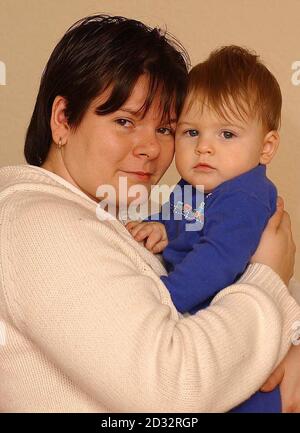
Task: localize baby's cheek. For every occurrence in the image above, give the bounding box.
[175,149,193,175]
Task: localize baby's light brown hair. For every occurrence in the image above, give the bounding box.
[187,45,282,131]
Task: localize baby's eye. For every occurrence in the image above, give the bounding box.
[157,127,174,136]
[115,118,133,127]
[185,129,199,137]
[221,130,236,139]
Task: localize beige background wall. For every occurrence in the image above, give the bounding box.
[0,0,299,279]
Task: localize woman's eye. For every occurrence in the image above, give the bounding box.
[157,127,174,136]
[185,129,199,137]
[221,130,236,139]
[115,118,133,127]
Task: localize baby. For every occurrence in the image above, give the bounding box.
[126,46,282,412]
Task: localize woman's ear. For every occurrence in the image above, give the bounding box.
[50,96,70,144]
[259,130,280,165]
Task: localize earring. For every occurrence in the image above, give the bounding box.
[57,137,64,149]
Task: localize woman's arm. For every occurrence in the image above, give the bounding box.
[2,192,300,412]
[259,277,300,412]
[251,197,300,412]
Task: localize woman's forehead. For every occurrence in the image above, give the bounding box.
[90,75,177,123]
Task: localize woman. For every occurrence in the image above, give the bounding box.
[0,14,299,413]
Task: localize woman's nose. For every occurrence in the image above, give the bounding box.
[133,132,161,159]
[194,138,214,155]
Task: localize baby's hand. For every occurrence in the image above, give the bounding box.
[125,221,168,253]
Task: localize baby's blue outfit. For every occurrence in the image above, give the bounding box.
[148,164,281,413]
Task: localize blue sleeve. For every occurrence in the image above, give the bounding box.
[161,190,272,313]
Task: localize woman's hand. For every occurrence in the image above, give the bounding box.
[250,197,296,286]
[260,343,300,412]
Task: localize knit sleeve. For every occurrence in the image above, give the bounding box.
[2,192,300,412]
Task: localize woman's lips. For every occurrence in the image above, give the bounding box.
[120,171,153,182]
[193,163,215,172]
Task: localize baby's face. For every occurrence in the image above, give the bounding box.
[175,98,267,192]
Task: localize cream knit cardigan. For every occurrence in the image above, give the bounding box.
[0,164,300,413]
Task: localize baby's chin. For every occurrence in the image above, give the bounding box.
[183,173,223,194]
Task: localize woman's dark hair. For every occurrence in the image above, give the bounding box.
[24,14,190,166]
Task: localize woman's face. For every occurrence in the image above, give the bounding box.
[47,75,176,206]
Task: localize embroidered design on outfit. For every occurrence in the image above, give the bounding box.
[173,200,205,223]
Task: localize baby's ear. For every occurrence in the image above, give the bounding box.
[259,130,280,165]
